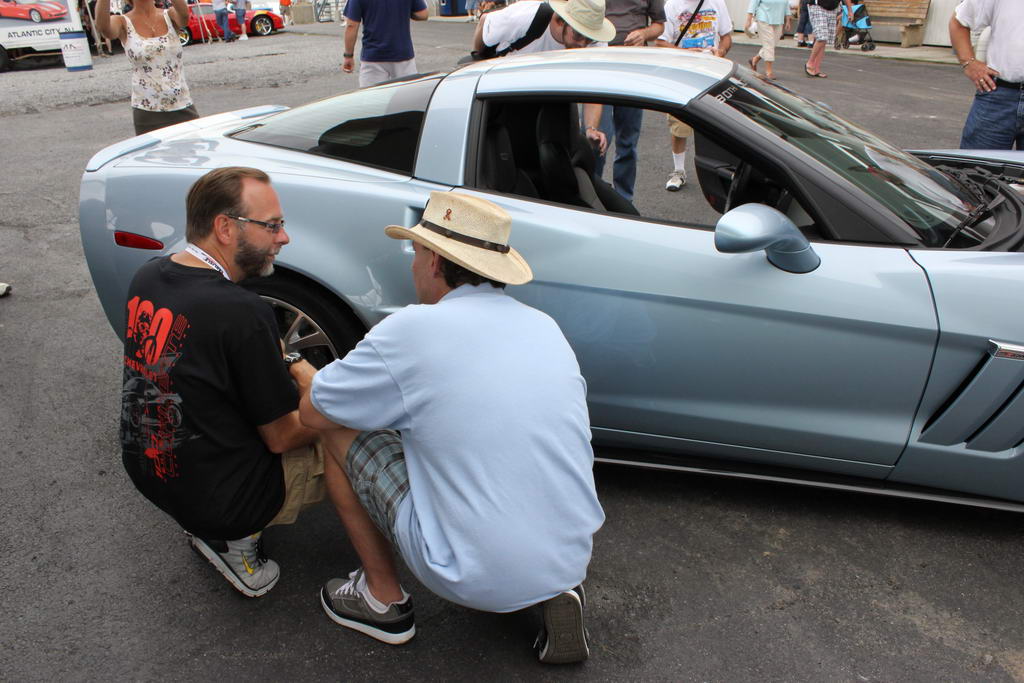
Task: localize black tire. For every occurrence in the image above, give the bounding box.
[29,9,41,21]
[0,46,10,72]
[178,27,192,46]
[242,274,364,369]
[251,14,273,36]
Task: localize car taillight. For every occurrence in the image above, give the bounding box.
[114,231,164,250]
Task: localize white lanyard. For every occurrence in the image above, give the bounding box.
[184,243,231,281]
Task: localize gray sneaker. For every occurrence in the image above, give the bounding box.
[536,586,589,664]
[320,568,416,645]
[189,532,280,598]
[665,170,687,191]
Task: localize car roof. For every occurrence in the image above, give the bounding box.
[461,46,733,107]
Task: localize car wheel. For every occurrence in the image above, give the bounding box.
[178,27,192,46]
[251,14,273,36]
[0,46,10,72]
[29,9,41,21]
[243,274,365,369]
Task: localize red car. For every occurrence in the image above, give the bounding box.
[0,0,68,22]
[178,2,283,45]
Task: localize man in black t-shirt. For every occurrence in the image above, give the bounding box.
[120,167,322,598]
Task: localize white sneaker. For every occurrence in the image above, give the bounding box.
[189,532,280,597]
[665,170,687,191]
[239,33,248,40]
[0,282,10,297]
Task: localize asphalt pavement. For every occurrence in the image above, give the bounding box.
[2,19,1024,682]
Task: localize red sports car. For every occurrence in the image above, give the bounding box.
[178,2,283,45]
[0,0,68,22]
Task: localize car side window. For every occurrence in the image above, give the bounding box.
[229,75,441,175]
[471,97,817,235]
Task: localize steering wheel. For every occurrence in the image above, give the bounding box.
[724,162,753,212]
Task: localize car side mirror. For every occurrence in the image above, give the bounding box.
[714,203,821,274]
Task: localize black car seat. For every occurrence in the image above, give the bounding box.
[479,122,539,198]
[535,103,639,215]
[570,128,639,216]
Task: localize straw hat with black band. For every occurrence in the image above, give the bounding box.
[385,192,534,286]
[548,0,616,43]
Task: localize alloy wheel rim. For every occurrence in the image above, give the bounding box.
[261,295,339,368]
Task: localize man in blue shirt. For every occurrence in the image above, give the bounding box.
[342,0,429,88]
[299,192,605,664]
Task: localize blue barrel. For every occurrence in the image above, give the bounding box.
[439,0,467,15]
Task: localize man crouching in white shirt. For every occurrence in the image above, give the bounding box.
[298,191,606,664]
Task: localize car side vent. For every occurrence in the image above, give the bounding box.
[919,340,1024,451]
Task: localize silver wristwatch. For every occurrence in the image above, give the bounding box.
[283,351,303,366]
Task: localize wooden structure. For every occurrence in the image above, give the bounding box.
[867,0,932,48]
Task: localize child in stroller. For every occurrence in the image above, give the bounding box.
[839,3,875,51]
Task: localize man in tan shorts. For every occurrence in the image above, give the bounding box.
[119,167,329,598]
[656,0,733,190]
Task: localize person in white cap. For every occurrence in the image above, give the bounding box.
[299,191,605,664]
[472,0,617,151]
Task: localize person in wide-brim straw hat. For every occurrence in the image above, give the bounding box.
[549,0,616,43]
[473,0,615,57]
[385,191,533,286]
[304,188,604,664]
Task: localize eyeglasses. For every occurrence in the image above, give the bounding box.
[225,214,286,235]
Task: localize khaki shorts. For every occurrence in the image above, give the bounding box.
[667,114,693,139]
[267,442,326,527]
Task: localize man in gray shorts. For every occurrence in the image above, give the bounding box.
[341,0,429,88]
[299,191,605,663]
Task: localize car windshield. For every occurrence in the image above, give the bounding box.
[701,74,979,247]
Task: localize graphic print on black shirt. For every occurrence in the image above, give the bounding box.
[120,257,299,540]
[121,295,192,480]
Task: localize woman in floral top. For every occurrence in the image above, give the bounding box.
[95,0,199,135]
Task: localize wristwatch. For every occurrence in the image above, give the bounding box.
[283,351,303,366]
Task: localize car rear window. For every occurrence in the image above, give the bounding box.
[229,74,441,175]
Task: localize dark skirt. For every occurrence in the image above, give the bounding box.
[132,104,200,136]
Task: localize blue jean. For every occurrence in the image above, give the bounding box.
[960,83,1024,150]
[215,8,235,39]
[235,7,246,31]
[796,0,811,36]
[595,105,643,201]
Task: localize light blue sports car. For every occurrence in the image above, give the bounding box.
[80,48,1024,512]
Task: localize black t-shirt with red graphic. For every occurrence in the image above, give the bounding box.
[120,257,298,540]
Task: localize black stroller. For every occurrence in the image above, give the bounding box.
[838,3,876,51]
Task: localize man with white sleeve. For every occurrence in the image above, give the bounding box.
[950,0,1024,150]
[472,0,616,152]
[299,191,605,664]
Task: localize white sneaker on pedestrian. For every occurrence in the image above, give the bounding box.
[239,33,248,40]
[665,170,687,191]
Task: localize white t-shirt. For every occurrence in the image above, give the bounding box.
[955,0,1024,83]
[482,0,607,55]
[659,0,733,49]
[310,284,606,613]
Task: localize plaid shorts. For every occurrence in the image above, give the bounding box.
[344,430,409,545]
[807,4,837,46]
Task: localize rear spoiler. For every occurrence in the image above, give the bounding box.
[84,104,289,172]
